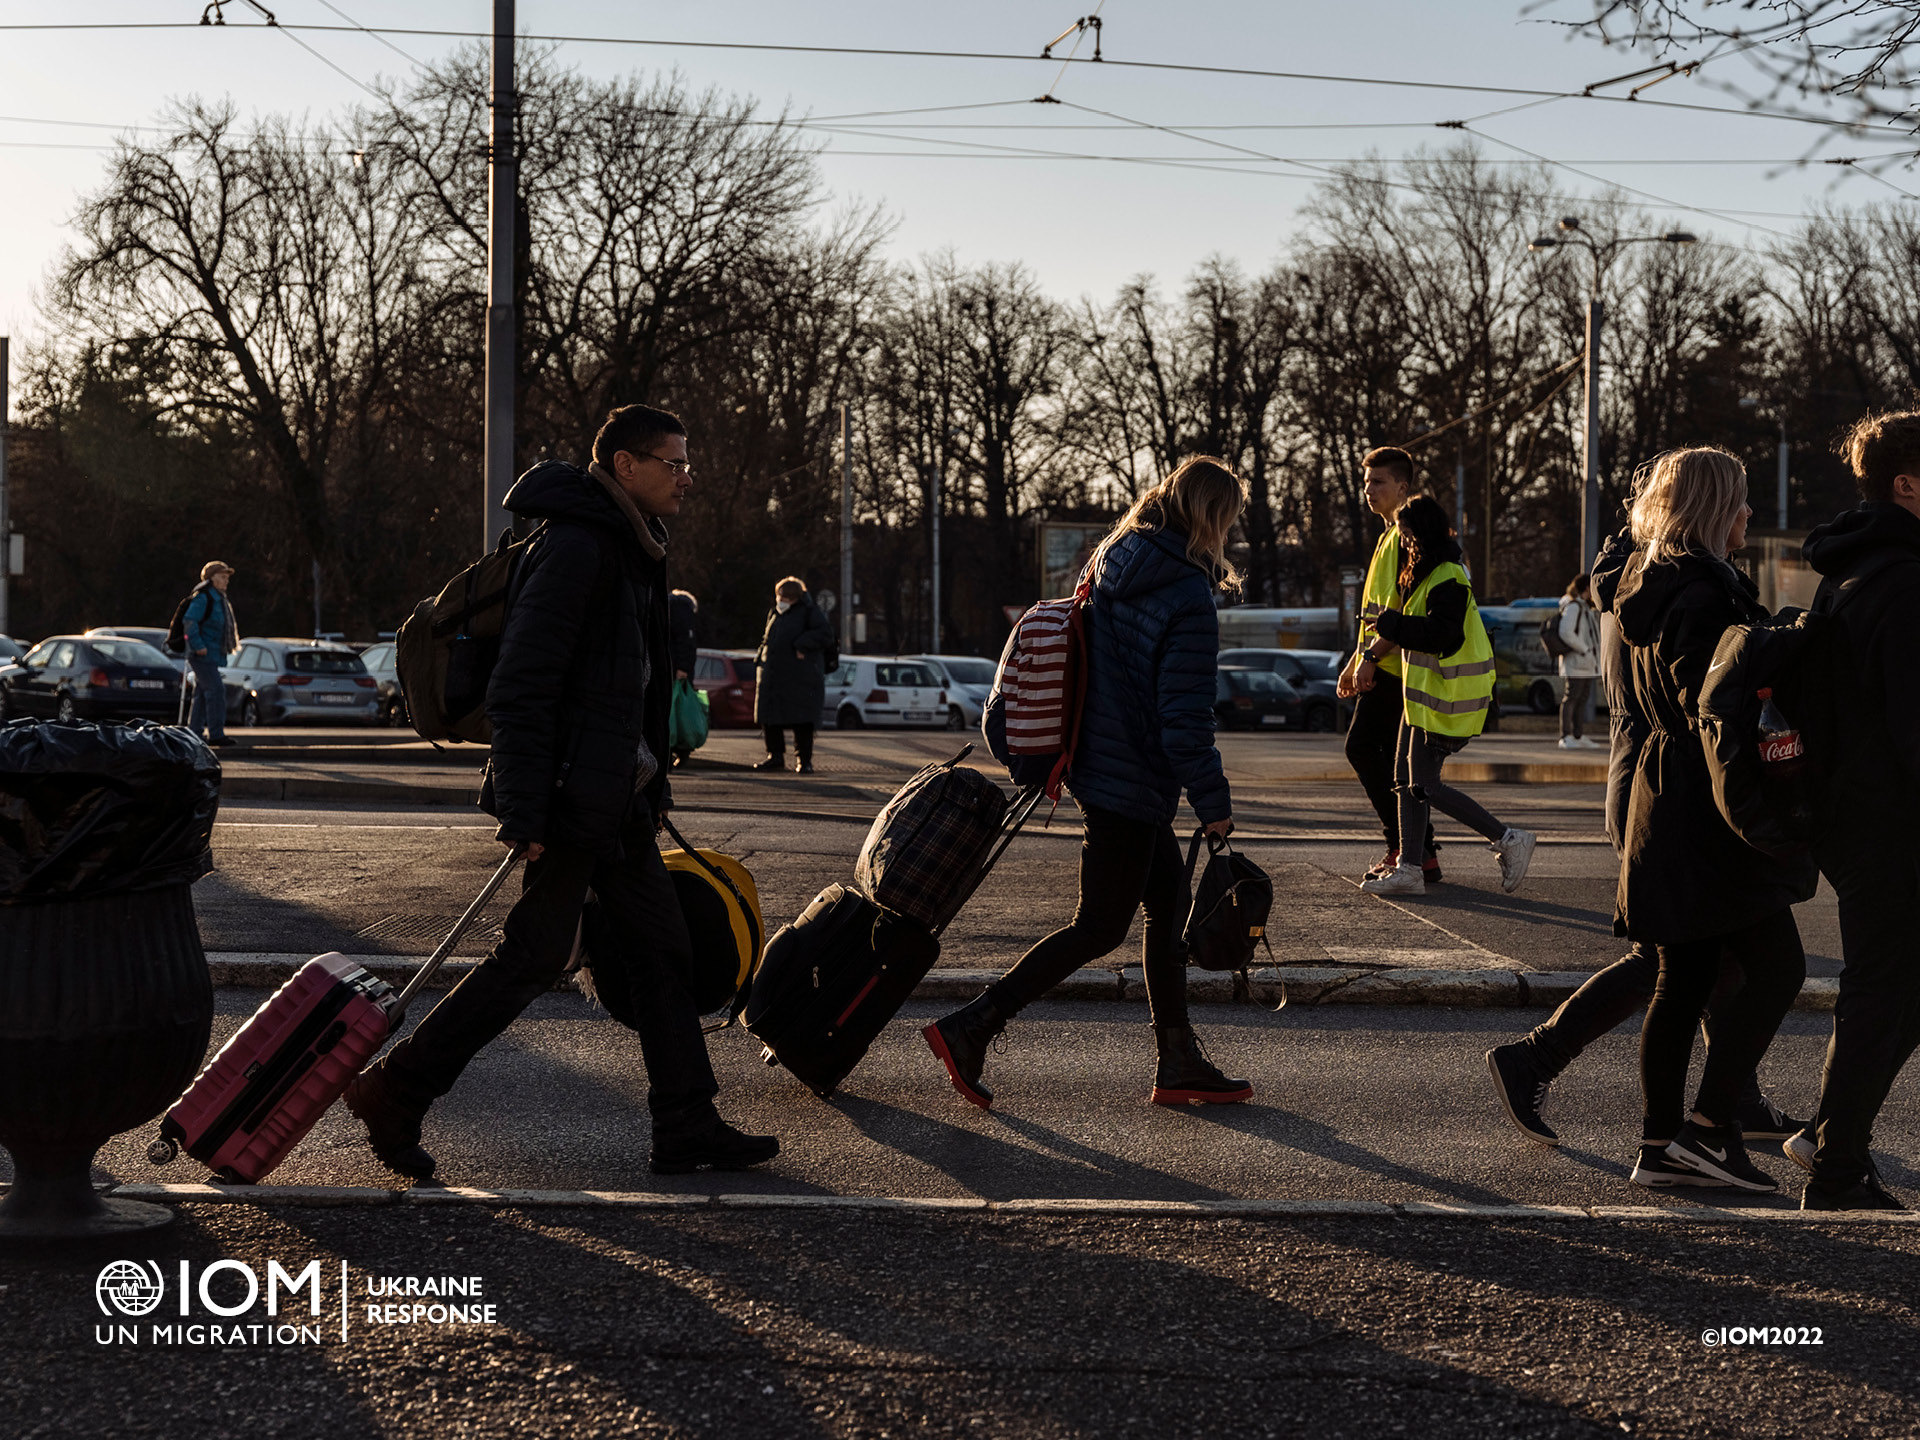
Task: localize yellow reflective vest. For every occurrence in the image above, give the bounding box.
[1356,528,1404,680]
[1398,561,1496,738]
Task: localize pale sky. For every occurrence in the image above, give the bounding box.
[1,0,1911,360]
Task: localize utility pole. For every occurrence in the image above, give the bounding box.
[1580,293,1604,572]
[0,336,9,639]
[1454,419,1467,555]
[1776,416,1790,530]
[929,457,942,652]
[482,0,516,550]
[840,404,854,655]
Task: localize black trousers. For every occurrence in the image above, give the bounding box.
[378,805,720,1140]
[1640,908,1805,1142]
[763,724,814,763]
[986,807,1189,1027]
[1811,837,1920,1186]
[1523,941,1764,1106]
[1345,672,1434,857]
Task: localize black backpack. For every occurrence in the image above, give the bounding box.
[1700,548,1913,857]
[164,586,207,657]
[1180,829,1276,994]
[1538,609,1573,658]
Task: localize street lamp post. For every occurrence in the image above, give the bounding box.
[1739,395,1791,530]
[1529,218,1696,570]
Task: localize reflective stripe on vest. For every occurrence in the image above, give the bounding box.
[1357,528,1403,679]
[1399,560,1495,738]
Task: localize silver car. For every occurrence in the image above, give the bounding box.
[221,638,380,726]
[356,641,406,726]
[910,654,998,730]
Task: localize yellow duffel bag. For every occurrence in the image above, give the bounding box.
[575,815,765,1024]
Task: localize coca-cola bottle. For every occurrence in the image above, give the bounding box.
[1756,686,1813,839]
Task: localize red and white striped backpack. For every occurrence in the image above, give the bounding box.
[984,578,1091,801]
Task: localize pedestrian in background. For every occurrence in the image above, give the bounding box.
[669,588,699,768]
[753,577,834,775]
[1485,527,1802,1151]
[1607,445,1815,1192]
[1337,447,1439,885]
[1556,572,1602,750]
[1795,409,1920,1210]
[1360,497,1534,897]
[924,457,1253,1110]
[183,561,238,748]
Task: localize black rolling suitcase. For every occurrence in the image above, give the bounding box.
[744,781,1041,1097]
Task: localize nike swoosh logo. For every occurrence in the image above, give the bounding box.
[1701,1145,1727,1162]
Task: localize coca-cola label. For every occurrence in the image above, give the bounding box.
[1760,733,1804,765]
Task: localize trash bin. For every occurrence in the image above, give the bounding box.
[0,720,219,1237]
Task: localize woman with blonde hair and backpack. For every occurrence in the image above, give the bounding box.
[924,457,1254,1110]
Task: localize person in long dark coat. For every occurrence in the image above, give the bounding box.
[1604,445,1816,1195]
[753,576,835,773]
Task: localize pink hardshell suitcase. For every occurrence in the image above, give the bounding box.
[148,849,524,1183]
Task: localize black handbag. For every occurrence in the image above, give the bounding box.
[1180,828,1276,986]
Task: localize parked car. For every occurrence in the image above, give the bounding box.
[356,641,406,726]
[692,648,758,728]
[1216,647,1348,731]
[0,635,184,721]
[909,654,998,730]
[86,625,173,654]
[1213,665,1305,731]
[823,657,953,730]
[220,637,379,726]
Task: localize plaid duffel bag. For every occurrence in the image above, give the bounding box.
[854,746,1009,930]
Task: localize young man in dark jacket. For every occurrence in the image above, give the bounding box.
[346,404,778,1180]
[1796,410,1920,1210]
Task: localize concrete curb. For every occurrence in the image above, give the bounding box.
[201,956,1842,1011]
[81,1183,1917,1224]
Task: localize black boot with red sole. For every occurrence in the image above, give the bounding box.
[1149,1023,1253,1105]
[923,993,1006,1110]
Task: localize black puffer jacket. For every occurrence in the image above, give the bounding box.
[1802,502,1920,839]
[1591,530,1647,852]
[482,460,672,855]
[1604,549,1817,943]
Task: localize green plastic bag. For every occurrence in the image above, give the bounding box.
[669,677,710,754]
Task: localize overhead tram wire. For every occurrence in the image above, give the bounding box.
[0,19,1894,138]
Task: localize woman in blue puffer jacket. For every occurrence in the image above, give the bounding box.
[923,457,1252,1110]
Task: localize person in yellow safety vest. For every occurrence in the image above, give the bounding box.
[1337,447,1439,885]
[1359,496,1537,897]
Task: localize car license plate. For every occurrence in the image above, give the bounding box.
[1260,714,1287,725]
[316,693,359,705]
[902,710,933,722]
[129,679,165,689]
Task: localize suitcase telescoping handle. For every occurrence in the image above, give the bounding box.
[931,783,1045,937]
[392,846,528,1020]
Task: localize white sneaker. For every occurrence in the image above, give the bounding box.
[1557,736,1582,750]
[1577,736,1604,748]
[1492,827,1537,893]
[1783,1128,1815,1173]
[1360,862,1426,896]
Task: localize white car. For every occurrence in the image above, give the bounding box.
[910,654,998,730]
[822,656,957,730]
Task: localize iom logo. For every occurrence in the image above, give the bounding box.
[96,1260,166,1317]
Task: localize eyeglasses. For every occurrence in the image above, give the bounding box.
[649,453,693,478]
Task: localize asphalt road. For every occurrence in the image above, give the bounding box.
[83,997,1906,1209]
[8,1207,1919,1440]
[198,797,1846,977]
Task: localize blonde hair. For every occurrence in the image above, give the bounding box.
[774,576,805,600]
[1092,457,1249,594]
[1628,447,1749,563]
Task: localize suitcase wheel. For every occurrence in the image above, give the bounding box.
[146,1136,178,1166]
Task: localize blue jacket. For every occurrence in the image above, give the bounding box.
[184,586,235,659]
[1067,527,1231,825]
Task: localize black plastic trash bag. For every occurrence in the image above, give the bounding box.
[0,720,220,902]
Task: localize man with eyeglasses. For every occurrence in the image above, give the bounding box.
[347,403,781,1180]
